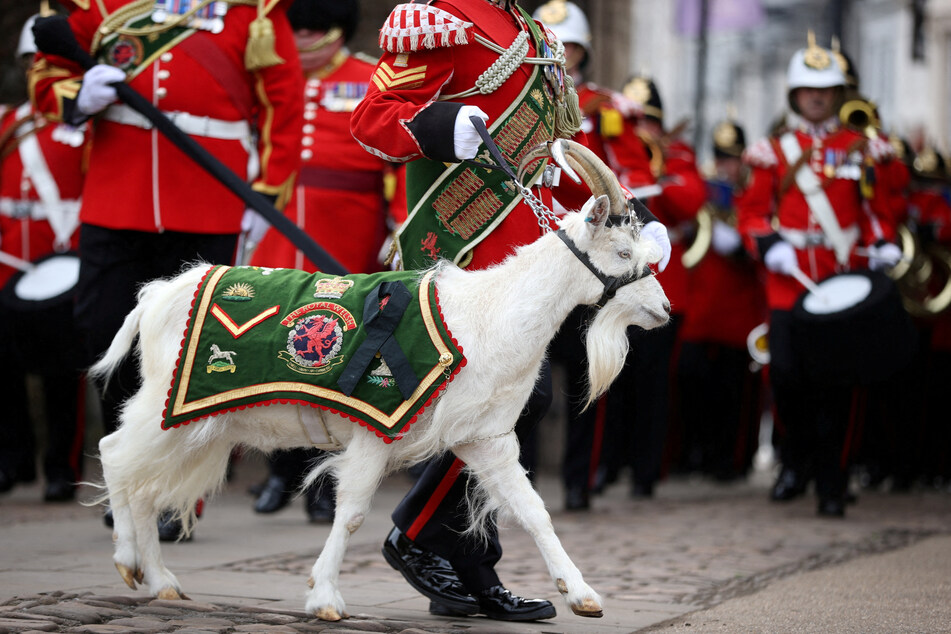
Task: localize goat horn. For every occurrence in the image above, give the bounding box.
[560,140,628,213]
[515,142,554,185]
[550,139,583,184]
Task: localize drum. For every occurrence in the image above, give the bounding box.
[791,270,916,385]
[0,251,82,373]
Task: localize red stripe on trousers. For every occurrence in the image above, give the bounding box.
[406,457,466,541]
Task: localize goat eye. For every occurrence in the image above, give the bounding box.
[619,250,632,260]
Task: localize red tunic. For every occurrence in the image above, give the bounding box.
[251,52,391,274]
[0,104,83,288]
[29,1,303,234]
[680,187,768,348]
[736,119,898,311]
[351,0,563,270]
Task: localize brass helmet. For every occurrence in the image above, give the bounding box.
[712,119,746,159]
[622,75,663,123]
[533,0,591,52]
[911,144,949,182]
[787,31,845,113]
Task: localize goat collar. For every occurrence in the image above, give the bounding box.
[555,229,653,310]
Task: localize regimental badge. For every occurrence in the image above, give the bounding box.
[803,30,831,70]
[314,277,354,299]
[108,36,143,70]
[536,0,569,25]
[367,356,397,389]
[283,314,344,374]
[714,121,737,150]
[529,88,545,109]
[279,302,357,375]
[623,77,651,106]
[206,343,237,373]
[221,282,254,302]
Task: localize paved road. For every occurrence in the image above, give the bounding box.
[2,453,950,633]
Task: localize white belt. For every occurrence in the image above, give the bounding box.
[102,103,251,141]
[0,198,81,221]
[779,224,859,250]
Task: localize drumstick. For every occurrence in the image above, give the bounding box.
[0,251,36,273]
[789,266,828,303]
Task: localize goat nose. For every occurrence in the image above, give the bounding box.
[663,300,671,315]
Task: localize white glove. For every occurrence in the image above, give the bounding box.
[763,240,798,275]
[76,65,126,115]
[452,105,489,161]
[641,220,672,272]
[241,209,271,246]
[867,242,902,271]
[711,220,742,256]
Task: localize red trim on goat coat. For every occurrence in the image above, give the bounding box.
[160,271,467,445]
[406,457,466,539]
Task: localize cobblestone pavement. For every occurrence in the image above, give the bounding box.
[2,455,950,633]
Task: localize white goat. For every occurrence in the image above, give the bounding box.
[90,142,671,621]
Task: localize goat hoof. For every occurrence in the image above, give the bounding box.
[115,563,137,590]
[307,576,314,588]
[570,598,603,618]
[134,568,144,584]
[556,578,568,594]
[314,606,342,621]
[156,587,183,600]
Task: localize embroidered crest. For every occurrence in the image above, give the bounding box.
[421,232,441,258]
[379,3,474,53]
[314,277,354,299]
[206,344,237,373]
[282,314,345,375]
[221,282,254,302]
[108,36,144,70]
[367,357,397,389]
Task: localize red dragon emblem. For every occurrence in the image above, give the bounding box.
[287,315,342,367]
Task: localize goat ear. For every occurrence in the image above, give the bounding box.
[585,194,611,230]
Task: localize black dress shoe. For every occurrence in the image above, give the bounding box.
[817,497,846,518]
[305,486,335,523]
[158,511,192,542]
[770,467,807,501]
[565,485,590,511]
[430,585,556,621]
[254,476,293,514]
[381,527,478,614]
[44,478,76,502]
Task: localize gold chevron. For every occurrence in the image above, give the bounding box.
[371,62,428,91]
[210,303,281,338]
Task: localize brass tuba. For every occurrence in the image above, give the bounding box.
[893,225,951,317]
[838,98,880,138]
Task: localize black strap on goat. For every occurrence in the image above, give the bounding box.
[556,229,652,310]
[463,115,523,181]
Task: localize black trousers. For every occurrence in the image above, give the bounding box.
[75,225,238,434]
[769,309,854,499]
[677,341,762,479]
[0,271,86,485]
[600,317,680,487]
[391,361,553,593]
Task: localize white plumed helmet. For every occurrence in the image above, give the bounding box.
[17,15,40,58]
[533,0,591,51]
[786,31,845,91]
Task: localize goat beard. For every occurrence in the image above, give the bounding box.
[583,300,634,409]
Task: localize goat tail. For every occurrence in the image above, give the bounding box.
[583,301,633,409]
[88,298,146,384]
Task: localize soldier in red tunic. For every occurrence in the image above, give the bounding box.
[592,75,706,499]
[677,119,767,481]
[736,35,904,517]
[0,14,86,502]
[351,0,670,621]
[248,0,396,525]
[30,0,304,538]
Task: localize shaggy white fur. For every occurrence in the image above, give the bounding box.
[89,195,670,621]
